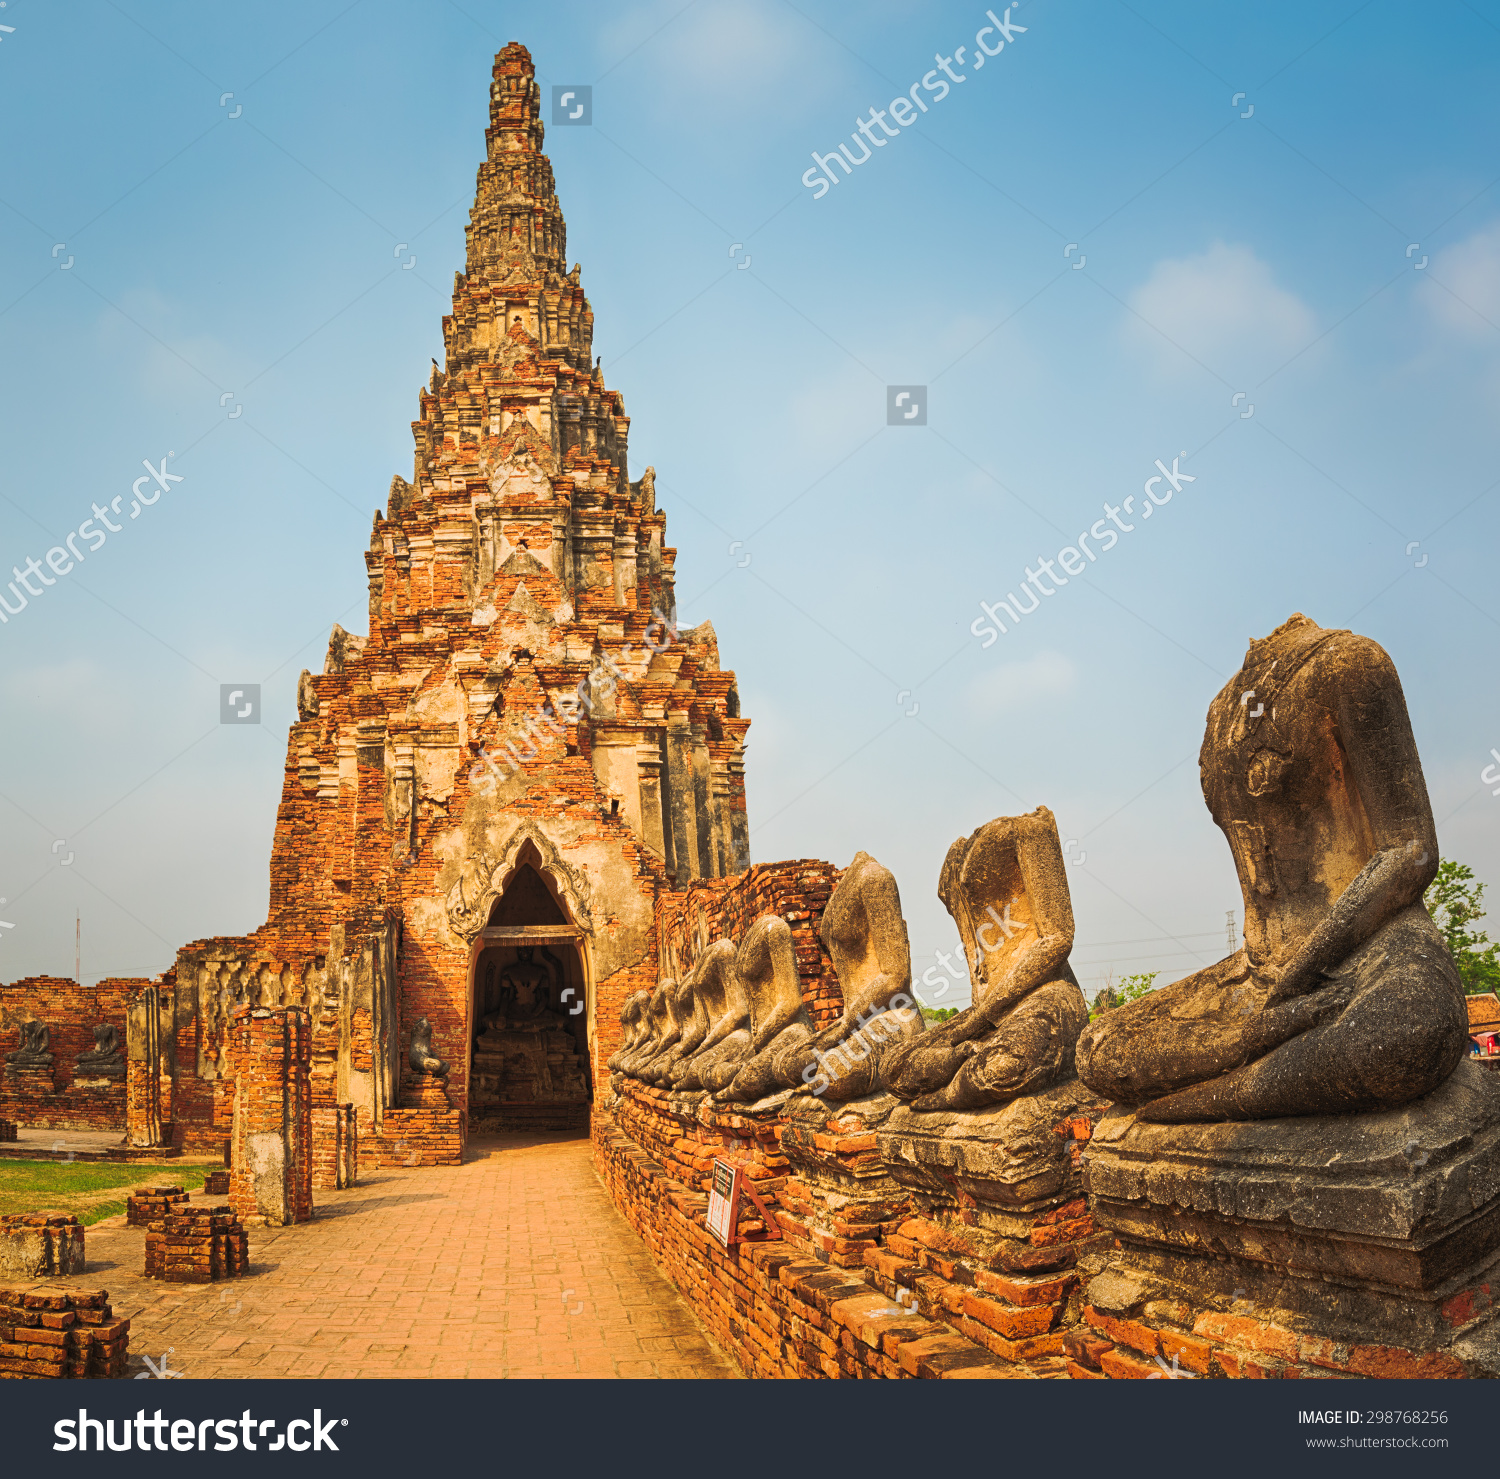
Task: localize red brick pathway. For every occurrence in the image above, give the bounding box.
[62,1132,739,1379]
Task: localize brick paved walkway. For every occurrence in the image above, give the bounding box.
[59,1132,739,1379]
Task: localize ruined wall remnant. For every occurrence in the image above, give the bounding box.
[0,976,136,1132]
[229,1007,313,1227]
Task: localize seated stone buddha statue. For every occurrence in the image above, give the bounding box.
[1077,613,1467,1121]
[676,940,751,1093]
[773,852,923,1101]
[712,915,814,1104]
[882,807,1088,1111]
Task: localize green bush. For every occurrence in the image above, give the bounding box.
[1425,859,1500,996]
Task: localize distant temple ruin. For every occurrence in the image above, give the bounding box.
[3,41,757,1173]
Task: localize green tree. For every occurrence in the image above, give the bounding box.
[920,1006,960,1025]
[1118,971,1160,1004]
[1424,860,1500,996]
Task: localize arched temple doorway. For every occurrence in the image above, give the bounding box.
[466,845,593,1133]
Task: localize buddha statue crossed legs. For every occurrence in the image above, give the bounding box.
[774,852,922,1100]
[883,806,1088,1111]
[1077,614,1467,1121]
[673,940,748,1091]
[713,916,814,1104]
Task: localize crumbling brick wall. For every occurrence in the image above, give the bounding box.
[656,861,845,1028]
[0,1285,129,1379]
[0,975,138,1130]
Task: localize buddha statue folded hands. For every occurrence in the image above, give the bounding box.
[881,807,1088,1112]
[1076,614,1467,1122]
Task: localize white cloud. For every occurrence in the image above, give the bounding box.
[1125,241,1315,379]
[966,650,1076,717]
[1426,221,1500,338]
[598,0,841,116]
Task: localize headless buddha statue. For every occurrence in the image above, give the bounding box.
[641,975,700,1085]
[619,981,672,1080]
[1077,614,1467,1121]
[609,991,652,1075]
[774,852,923,1100]
[883,807,1089,1111]
[678,941,752,1092]
[713,915,814,1104]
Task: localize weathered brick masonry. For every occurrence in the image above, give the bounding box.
[82,40,760,1184]
[0,1285,129,1380]
[0,976,136,1131]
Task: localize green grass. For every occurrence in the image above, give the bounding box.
[0,1161,209,1225]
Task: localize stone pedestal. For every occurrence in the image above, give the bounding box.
[778,1092,914,1268]
[0,1214,85,1277]
[3,1062,55,1098]
[1074,1060,1500,1379]
[868,1077,1112,1368]
[228,1007,313,1227]
[144,1206,250,1284]
[370,1074,463,1167]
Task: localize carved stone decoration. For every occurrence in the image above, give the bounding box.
[883,808,1089,1112]
[4,1019,52,1067]
[674,940,750,1092]
[773,852,923,1101]
[408,1017,449,1078]
[445,822,593,939]
[713,916,814,1104]
[76,1023,125,1080]
[296,669,320,721]
[1077,614,1467,1122]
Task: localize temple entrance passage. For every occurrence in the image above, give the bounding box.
[468,859,592,1133]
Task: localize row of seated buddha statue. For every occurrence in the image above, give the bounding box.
[612,615,1468,1126]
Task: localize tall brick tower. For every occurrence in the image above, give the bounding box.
[148,43,752,1162]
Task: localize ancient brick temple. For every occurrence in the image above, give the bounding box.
[61,41,752,1175]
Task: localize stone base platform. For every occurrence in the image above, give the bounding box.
[107,1143,183,1162]
[864,1078,1112,1370]
[595,1104,1028,1378]
[1073,1060,1500,1379]
[470,1101,590,1136]
[0,1214,85,1278]
[777,1092,915,1268]
[368,1075,464,1167]
[594,1078,1113,1379]
[609,1079,790,1233]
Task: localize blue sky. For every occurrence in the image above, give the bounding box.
[2,0,1499,1007]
